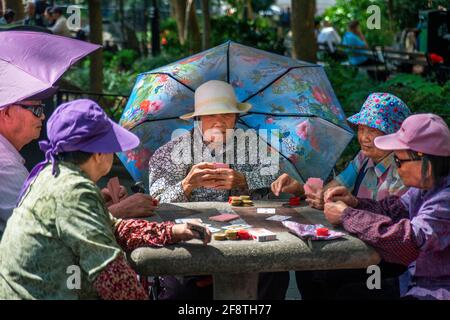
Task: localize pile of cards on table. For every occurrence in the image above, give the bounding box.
[248,228,277,242]
[282,221,345,240]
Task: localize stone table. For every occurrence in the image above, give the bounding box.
[129,200,380,299]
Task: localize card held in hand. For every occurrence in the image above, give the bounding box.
[107,176,121,204]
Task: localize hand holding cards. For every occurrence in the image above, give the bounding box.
[186,222,212,245]
[107,177,121,204]
[303,177,324,195]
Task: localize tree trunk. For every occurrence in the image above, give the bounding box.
[387,0,394,31]
[142,0,149,56]
[151,0,161,56]
[184,0,201,54]
[88,0,103,93]
[291,0,317,63]
[5,0,24,21]
[171,0,187,45]
[244,0,254,20]
[201,0,211,50]
[118,0,125,45]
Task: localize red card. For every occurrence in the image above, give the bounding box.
[213,162,229,169]
[209,213,239,222]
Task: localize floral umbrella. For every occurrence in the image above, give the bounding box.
[118,41,353,190]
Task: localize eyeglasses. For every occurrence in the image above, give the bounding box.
[393,154,422,168]
[15,103,45,118]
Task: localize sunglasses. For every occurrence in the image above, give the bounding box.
[15,103,45,118]
[393,154,422,168]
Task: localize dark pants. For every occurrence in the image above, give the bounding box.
[295,261,406,300]
[156,272,290,300]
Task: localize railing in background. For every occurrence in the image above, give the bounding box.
[56,90,129,122]
[56,90,450,124]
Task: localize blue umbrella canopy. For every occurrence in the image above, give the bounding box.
[118,41,353,189]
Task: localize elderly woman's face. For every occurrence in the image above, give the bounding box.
[394,150,430,188]
[200,113,237,143]
[357,125,390,162]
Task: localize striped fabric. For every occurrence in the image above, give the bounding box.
[0,134,29,235]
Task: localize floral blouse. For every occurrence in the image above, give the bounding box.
[0,162,174,300]
[148,128,278,203]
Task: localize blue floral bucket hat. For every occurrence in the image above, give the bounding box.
[347,93,412,134]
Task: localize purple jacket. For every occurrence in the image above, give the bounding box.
[342,175,450,300]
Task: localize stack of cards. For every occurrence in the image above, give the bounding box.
[248,228,277,242]
[174,218,222,233]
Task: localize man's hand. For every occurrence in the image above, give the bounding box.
[108,193,157,218]
[182,162,220,197]
[171,223,212,245]
[209,168,248,191]
[324,186,358,208]
[271,173,303,196]
[324,201,348,225]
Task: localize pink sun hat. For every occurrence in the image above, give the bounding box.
[374,113,450,157]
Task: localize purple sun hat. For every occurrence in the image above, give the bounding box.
[374,113,450,157]
[44,99,140,155]
[18,99,139,201]
[347,93,412,134]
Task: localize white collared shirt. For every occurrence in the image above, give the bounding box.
[0,134,29,234]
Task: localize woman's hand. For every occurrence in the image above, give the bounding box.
[305,188,325,209]
[323,186,358,208]
[271,173,303,196]
[102,185,128,205]
[108,193,157,218]
[324,201,348,225]
[171,223,212,245]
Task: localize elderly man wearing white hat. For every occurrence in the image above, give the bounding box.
[148,80,278,203]
[148,80,288,300]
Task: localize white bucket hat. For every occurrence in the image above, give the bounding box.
[180,80,252,120]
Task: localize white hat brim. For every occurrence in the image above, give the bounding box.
[179,102,252,120]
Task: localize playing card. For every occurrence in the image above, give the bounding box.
[207,226,221,233]
[213,162,229,169]
[222,224,252,230]
[187,222,208,240]
[257,208,276,214]
[175,218,203,224]
[107,177,121,204]
[209,213,239,222]
[266,215,291,222]
[304,177,324,195]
